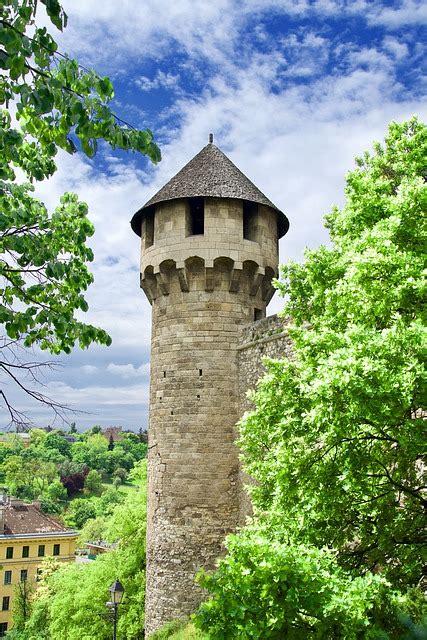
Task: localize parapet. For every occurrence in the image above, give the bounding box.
[139,197,279,305]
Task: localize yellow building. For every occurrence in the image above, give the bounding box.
[0,497,78,636]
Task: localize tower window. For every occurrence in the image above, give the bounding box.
[243,201,258,241]
[199,369,202,377]
[254,308,263,321]
[187,197,204,235]
[144,207,154,248]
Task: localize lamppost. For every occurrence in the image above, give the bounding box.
[107,579,124,640]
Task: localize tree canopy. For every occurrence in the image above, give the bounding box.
[196,118,427,639]
[0,0,160,426]
[12,462,148,640]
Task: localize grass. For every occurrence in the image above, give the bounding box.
[101,479,139,494]
[150,621,209,639]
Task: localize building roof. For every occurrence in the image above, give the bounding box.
[1,500,76,536]
[131,141,289,238]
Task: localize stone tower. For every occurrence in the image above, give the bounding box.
[131,137,289,636]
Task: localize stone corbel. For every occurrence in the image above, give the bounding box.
[155,271,169,296]
[250,266,265,296]
[205,260,215,292]
[229,261,243,293]
[140,271,158,304]
[176,262,189,292]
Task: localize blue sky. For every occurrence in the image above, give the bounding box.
[3,0,426,431]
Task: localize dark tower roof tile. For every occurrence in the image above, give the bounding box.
[131,142,289,238]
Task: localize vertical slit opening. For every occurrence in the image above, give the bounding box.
[187,197,204,235]
[243,201,258,241]
[144,207,154,248]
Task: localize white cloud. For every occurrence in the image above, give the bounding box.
[81,365,98,375]
[365,0,427,28]
[382,36,410,60]
[106,363,150,379]
[136,71,181,92]
[46,380,149,406]
[7,0,424,430]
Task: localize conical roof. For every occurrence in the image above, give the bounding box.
[131,141,289,238]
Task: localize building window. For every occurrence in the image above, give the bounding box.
[254,308,263,321]
[22,545,29,558]
[2,597,9,611]
[187,197,204,236]
[5,547,13,559]
[243,201,258,241]
[0,622,8,636]
[144,207,154,248]
[4,571,11,586]
[20,570,28,582]
[53,544,60,556]
[38,544,45,558]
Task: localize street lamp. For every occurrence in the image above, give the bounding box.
[107,579,124,640]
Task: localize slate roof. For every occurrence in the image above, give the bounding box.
[131,142,289,238]
[1,501,76,536]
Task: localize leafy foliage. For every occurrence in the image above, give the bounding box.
[83,468,103,495]
[0,426,146,523]
[12,576,35,632]
[18,463,148,640]
[152,620,209,640]
[198,532,427,640]
[0,0,160,426]
[196,119,427,638]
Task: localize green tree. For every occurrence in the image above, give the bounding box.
[83,468,103,495]
[28,429,47,446]
[112,467,128,482]
[64,497,97,529]
[0,0,160,427]
[12,576,34,632]
[104,446,135,473]
[95,486,125,517]
[23,464,148,639]
[43,430,71,457]
[44,479,67,502]
[70,433,108,470]
[2,454,58,499]
[78,515,108,545]
[196,119,426,638]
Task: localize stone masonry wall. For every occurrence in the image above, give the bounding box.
[238,314,293,414]
[237,314,293,521]
[141,198,280,636]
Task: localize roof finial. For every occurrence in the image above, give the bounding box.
[208,133,213,144]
